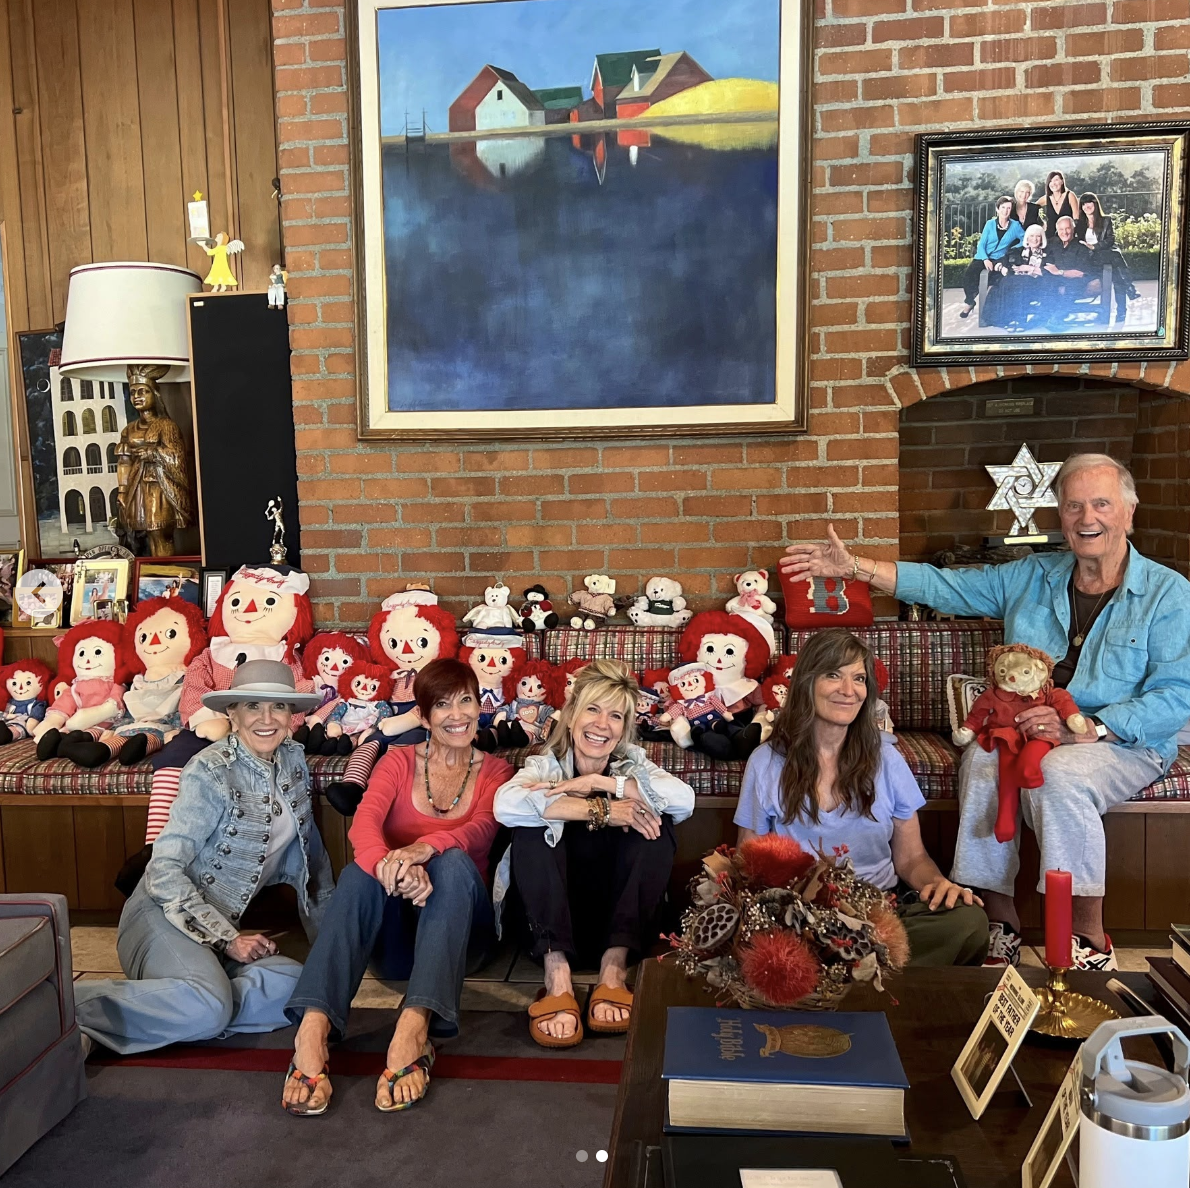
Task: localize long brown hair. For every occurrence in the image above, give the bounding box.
[770,628,882,826]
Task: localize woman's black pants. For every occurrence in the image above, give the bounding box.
[511,816,677,965]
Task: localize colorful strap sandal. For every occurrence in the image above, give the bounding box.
[528,989,584,1049]
[378,1041,436,1112]
[587,984,634,1035]
[282,1061,330,1117]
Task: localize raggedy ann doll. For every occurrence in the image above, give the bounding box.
[317,662,394,755]
[323,588,461,815]
[554,658,591,707]
[35,621,131,760]
[657,662,734,753]
[953,643,1086,844]
[494,659,557,745]
[58,598,209,768]
[675,611,773,760]
[461,627,527,752]
[299,631,368,751]
[144,564,315,843]
[0,659,54,745]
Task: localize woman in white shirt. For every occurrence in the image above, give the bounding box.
[494,658,693,1048]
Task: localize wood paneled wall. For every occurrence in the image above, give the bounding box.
[0,0,279,336]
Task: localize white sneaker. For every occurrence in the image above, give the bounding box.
[1071,934,1118,972]
[983,921,1021,968]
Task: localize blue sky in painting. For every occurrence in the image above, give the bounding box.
[376,0,779,136]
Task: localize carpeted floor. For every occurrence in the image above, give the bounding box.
[7,1011,626,1187]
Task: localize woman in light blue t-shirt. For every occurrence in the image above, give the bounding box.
[735,629,989,967]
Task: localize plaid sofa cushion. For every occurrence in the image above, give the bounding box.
[895,730,963,802]
[0,740,155,795]
[1129,747,1190,800]
[786,620,1004,733]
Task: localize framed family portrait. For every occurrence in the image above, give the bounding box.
[912,121,1190,366]
[70,558,130,625]
[134,557,201,607]
[349,0,811,438]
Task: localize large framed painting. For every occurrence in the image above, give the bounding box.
[911,122,1190,367]
[350,0,811,438]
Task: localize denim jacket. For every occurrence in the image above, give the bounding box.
[896,546,1190,769]
[144,735,335,947]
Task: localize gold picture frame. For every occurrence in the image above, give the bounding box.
[349,0,811,439]
[70,558,130,625]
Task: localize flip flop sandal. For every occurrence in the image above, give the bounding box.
[377,1042,436,1112]
[282,1061,330,1117]
[587,984,634,1035]
[528,989,584,1049]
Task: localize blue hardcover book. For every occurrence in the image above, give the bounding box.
[662,1007,909,1138]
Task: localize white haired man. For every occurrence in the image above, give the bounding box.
[781,454,1190,970]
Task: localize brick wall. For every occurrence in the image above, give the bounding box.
[1133,391,1190,573]
[271,0,1190,627]
[900,378,1139,559]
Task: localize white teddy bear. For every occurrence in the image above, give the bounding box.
[569,574,617,630]
[462,581,518,631]
[628,576,693,628]
[725,570,777,623]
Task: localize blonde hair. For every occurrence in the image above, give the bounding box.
[1014,179,1035,199]
[1023,224,1046,248]
[544,657,639,762]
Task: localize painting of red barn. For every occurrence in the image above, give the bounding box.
[352,0,812,438]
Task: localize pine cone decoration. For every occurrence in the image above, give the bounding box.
[688,902,740,954]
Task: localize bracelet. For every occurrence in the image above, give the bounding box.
[586,795,610,831]
[850,556,859,581]
[863,558,878,582]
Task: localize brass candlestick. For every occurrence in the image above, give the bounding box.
[1032,964,1119,1040]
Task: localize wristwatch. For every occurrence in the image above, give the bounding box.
[1088,715,1109,741]
[613,775,627,799]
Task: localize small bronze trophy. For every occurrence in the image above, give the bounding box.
[265,497,288,565]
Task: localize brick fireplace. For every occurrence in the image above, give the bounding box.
[270,0,1190,627]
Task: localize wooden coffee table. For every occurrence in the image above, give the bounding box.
[603,960,1154,1188]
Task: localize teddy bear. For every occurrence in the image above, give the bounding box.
[0,659,54,746]
[34,621,132,761]
[519,584,558,633]
[952,643,1088,844]
[461,627,527,752]
[463,581,518,631]
[316,662,394,755]
[58,598,209,768]
[323,587,460,815]
[627,576,693,628]
[658,662,735,755]
[494,659,557,746]
[726,570,777,624]
[569,574,617,630]
[144,564,316,843]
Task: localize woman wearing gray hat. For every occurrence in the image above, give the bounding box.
[74,660,334,1054]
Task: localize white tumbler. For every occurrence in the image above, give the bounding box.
[1079,1017,1190,1188]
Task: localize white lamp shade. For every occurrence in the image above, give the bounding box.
[59,261,202,383]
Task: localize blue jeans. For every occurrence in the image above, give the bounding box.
[75,883,303,1055]
[285,849,495,1040]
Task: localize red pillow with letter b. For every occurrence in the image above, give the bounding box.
[779,572,874,628]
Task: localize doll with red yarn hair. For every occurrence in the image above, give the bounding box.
[0,659,54,745]
[314,661,394,755]
[34,620,131,760]
[494,659,557,746]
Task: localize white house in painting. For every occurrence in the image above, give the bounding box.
[449,65,546,132]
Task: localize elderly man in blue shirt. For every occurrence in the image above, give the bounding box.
[781,454,1190,972]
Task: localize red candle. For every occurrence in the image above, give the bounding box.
[1045,869,1074,969]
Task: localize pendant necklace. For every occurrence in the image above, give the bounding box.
[1071,585,1111,648]
[423,744,475,815]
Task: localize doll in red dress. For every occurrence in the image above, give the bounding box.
[953,643,1088,844]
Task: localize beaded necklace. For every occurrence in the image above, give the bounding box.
[422,744,476,815]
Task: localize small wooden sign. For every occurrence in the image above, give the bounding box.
[952,966,1041,1120]
[1021,1048,1082,1188]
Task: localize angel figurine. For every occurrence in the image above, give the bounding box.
[200,232,245,292]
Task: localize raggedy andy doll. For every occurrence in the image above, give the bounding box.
[0,659,54,745]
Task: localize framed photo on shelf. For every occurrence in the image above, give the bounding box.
[200,567,229,618]
[134,557,201,607]
[0,550,26,626]
[350,0,812,438]
[912,120,1190,366]
[70,558,130,625]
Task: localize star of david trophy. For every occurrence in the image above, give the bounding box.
[984,444,1065,546]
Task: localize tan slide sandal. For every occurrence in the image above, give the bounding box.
[528,989,584,1049]
[586,984,634,1035]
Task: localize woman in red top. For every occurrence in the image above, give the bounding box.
[280,658,512,1117]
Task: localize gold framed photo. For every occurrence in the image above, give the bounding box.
[349,0,811,439]
[70,558,130,625]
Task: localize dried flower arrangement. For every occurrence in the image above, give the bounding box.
[668,834,911,1010]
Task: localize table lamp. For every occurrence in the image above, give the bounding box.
[58,262,203,555]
